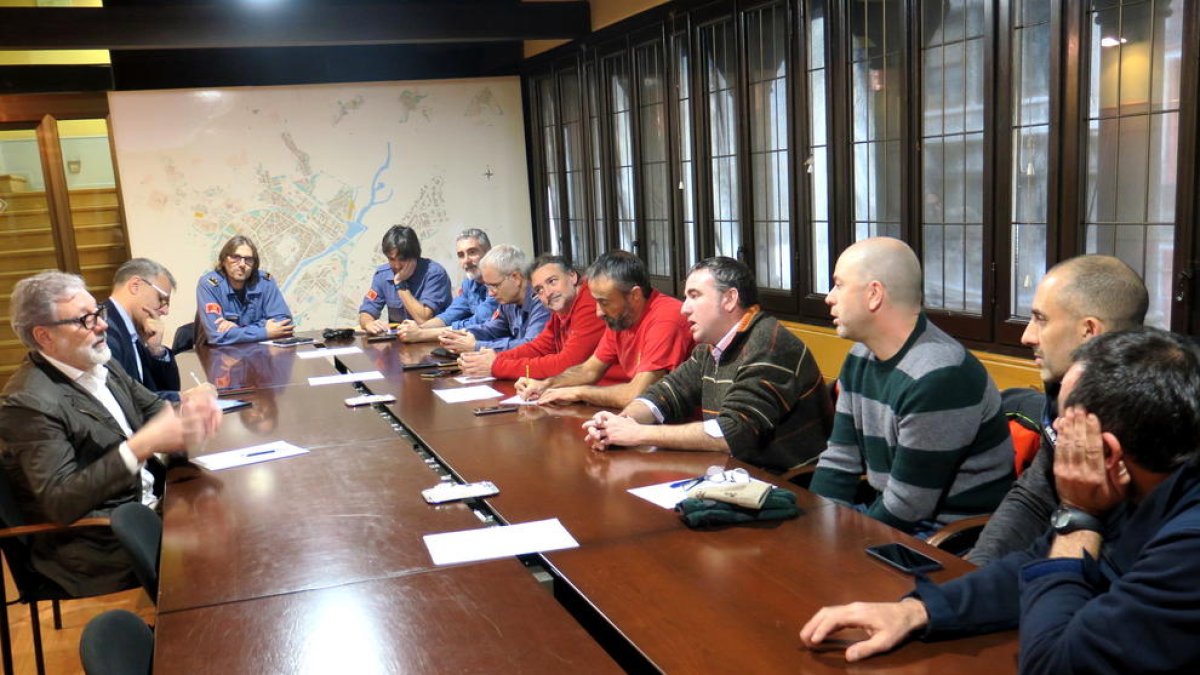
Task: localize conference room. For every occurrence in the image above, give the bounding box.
[1,0,1197,672]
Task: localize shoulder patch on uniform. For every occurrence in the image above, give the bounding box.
[204,302,222,315]
[207,276,220,286]
[366,289,378,301]
[261,271,272,281]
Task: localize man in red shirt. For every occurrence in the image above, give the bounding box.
[516,250,693,408]
[458,254,626,383]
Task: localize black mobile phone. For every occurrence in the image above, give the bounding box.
[865,543,944,575]
[473,405,519,416]
[420,369,456,379]
[272,336,314,346]
[367,333,398,343]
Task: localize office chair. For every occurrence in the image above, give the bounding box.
[0,470,111,675]
[110,504,161,604]
[79,610,153,675]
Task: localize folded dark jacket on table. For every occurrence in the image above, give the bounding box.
[676,488,798,528]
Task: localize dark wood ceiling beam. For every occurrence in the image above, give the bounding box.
[0,2,590,50]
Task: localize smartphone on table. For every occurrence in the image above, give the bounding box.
[865,542,944,575]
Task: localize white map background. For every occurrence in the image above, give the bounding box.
[108,77,532,339]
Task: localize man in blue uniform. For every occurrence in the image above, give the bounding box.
[439,244,550,353]
[197,235,294,345]
[396,228,497,341]
[358,225,452,334]
[104,258,180,400]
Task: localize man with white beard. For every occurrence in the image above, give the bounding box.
[0,271,221,596]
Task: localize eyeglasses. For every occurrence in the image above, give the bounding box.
[41,304,107,331]
[673,465,751,490]
[227,254,257,266]
[482,275,510,292]
[138,277,171,306]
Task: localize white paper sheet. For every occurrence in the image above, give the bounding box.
[453,375,496,384]
[296,346,363,359]
[423,518,579,566]
[499,394,540,406]
[307,371,384,386]
[433,385,503,404]
[192,441,309,471]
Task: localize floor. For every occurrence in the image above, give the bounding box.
[3,566,153,675]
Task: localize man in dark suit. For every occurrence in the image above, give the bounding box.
[0,271,220,596]
[104,258,181,401]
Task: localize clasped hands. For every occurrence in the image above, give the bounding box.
[581,410,643,451]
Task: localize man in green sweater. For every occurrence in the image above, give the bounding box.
[810,237,1013,536]
[582,257,833,473]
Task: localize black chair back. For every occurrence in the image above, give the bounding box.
[171,320,196,354]
[0,469,42,598]
[110,503,161,602]
[79,610,153,675]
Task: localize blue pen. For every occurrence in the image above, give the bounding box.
[246,449,276,458]
[670,476,705,489]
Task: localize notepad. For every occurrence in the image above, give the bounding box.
[296,346,363,359]
[307,371,384,386]
[498,394,540,406]
[432,385,503,404]
[423,518,579,565]
[192,441,309,471]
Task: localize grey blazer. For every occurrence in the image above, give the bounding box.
[0,351,164,596]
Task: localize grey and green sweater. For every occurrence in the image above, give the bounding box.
[809,314,1014,533]
[638,310,833,473]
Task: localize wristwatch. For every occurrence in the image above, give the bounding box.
[1051,505,1104,535]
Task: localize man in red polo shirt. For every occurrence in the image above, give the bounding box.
[458,254,626,383]
[516,250,693,409]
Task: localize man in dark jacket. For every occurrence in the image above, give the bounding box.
[583,257,833,473]
[104,258,181,401]
[0,271,220,596]
[800,329,1200,673]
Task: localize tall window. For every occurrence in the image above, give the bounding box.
[637,41,672,278]
[849,0,903,240]
[604,53,638,253]
[921,0,986,314]
[746,2,792,290]
[1083,0,1182,328]
[700,19,741,259]
[1010,1,1052,317]
[535,77,563,254]
[584,61,607,257]
[805,0,833,294]
[673,31,700,269]
[559,69,591,266]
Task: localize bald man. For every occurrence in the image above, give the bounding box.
[967,254,1147,565]
[810,238,1014,537]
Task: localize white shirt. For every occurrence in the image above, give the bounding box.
[40,352,158,508]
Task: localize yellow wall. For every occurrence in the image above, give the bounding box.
[0,0,109,65]
[524,0,671,59]
[783,321,1043,393]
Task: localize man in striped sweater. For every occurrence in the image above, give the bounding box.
[582,257,833,473]
[809,237,1014,536]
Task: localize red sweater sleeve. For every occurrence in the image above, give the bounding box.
[491,285,606,380]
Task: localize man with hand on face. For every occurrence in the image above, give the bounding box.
[436,244,549,354]
[582,257,832,472]
[197,234,294,345]
[516,250,693,409]
[395,228,498,342]
[103,258,181,401]
[800,329,1200,673]
[968,255,1147,565]
[458,254,611,379]
[358,225,452,334]
[0,271,222,597]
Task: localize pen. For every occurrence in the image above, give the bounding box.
[190,371,204,387]
[246,449,277,458]
[670,476,705,489]
[526,365,530,380]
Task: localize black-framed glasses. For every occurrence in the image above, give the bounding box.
[226,254,257,266]
[139,277,171,306]
[42,304,107,331]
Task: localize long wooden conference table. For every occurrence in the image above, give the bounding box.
[154,337,1017,673]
